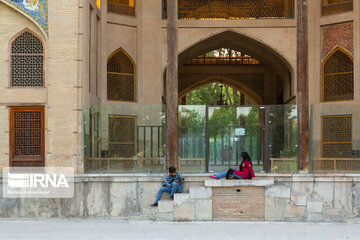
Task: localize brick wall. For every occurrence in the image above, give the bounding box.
[0,3,47,168]
[0,1,83,172]
[321,22,353,59]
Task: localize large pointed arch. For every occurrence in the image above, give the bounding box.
[322,47,353,102]
[107,47,136,102]
[179,31,292,81]
[173,30,294,104]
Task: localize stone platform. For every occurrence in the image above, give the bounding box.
[0,173,359,222]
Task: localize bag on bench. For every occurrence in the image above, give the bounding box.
[225,168,235,179]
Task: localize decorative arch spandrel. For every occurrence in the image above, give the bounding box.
[2,0,48,35]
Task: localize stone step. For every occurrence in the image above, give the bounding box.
[142,205,158,215]
[127,212,155,221]
[189,186,212,199]
[160,194,171,200]
[158,199,174,213]
[174,193,190,206]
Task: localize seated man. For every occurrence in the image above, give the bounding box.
[151,167,184,207]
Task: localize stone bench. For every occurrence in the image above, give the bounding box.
[205,179,274,221]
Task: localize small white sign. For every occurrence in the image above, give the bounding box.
[235,128,245,136]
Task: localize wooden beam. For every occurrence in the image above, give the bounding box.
[166,0,179,169]
[297,0,309,171]
[181,96,186,105]
[240,93,246,106]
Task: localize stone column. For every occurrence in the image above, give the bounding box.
[166,0,179,169]
[297,0,309,171]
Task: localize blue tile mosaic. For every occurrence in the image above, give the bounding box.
[6,0,48,34]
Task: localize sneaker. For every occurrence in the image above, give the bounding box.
[151,202,158,207]
[210,175,217,179]
[170,196,174,200]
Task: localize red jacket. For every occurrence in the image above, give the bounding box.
[234,160,255,179]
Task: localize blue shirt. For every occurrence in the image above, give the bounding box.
[165,173,183,188]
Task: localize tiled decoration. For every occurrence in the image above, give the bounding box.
[6,0,48,34]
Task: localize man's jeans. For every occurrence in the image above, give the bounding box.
[155,182,183,203]
[215,171,244,179]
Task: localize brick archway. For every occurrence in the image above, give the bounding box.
[163,30,294,105]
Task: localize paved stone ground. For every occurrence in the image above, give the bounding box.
[0,219,359,240]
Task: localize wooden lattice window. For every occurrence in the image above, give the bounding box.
[107,48,136,102]
[10,107,45,167]
[108,115,136,158]
[11,31,44,87]
[108,0,135,16]
[322,115,352,159]
[322,48,353,102]
[163,0,294,19]
[322,0,353,16]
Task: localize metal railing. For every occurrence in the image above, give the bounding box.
[186,56,260,65]
[312,158,360,173]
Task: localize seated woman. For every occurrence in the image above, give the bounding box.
[210,152,255,180]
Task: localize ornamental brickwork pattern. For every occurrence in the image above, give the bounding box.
[321,22,353,59]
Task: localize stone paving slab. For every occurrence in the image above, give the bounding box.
[0,219,359,240]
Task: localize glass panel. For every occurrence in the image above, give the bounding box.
[269,105,298,173]
[83,105,166,173]
[310,104,360,173]
[84,105,299,173]
[178,105,206,173]
[207,106,266,173]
